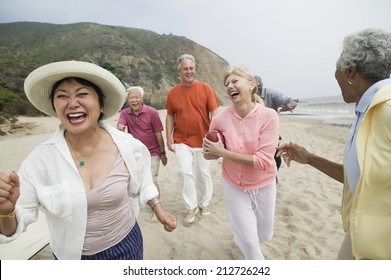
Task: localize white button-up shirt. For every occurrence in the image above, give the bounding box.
[0,123,158,259]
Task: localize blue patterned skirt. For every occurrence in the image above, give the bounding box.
[53,222,143,260]
[82,222,143,260]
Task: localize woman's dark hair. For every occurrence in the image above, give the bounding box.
[50,77,105,121]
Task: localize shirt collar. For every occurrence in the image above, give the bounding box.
[356,78,391,115]
[129,104,145,115]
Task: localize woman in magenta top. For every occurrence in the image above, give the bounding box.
[203,65,279,259]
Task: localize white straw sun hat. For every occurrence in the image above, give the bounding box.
[24,61,126,120]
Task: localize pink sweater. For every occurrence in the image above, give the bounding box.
[210,104,279,190]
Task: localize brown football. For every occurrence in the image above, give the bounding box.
[205,130,226,147]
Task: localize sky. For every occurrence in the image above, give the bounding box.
[0,0,390,100]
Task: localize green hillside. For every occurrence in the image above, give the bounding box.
[0,22,230,113]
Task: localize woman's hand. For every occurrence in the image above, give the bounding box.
[276,142,312,167]
[0,171,20,215]
[153,204,177,232]
[202,136,225,160]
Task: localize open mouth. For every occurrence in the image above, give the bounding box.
[230,92,239,98]
[67,113,86,124]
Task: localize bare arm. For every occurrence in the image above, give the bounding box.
[147,197,176,232]
[203,137,254,166]
[165,114,175,152]
[117,124,126,132]
[222,149,254,166]
[210,108,219,119]
[117,110,127,132]
[276,142,344,183]
[155,132,167,166]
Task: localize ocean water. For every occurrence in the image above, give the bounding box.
[284,95,356,126]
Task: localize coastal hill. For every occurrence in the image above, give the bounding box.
[0,22,231,111]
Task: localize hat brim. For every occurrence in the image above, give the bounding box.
[24,61,126,120]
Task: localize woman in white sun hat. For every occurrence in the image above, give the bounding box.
[0,61,176,260]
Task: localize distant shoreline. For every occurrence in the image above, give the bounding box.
[289,97,355,126]
[285,113,354,126]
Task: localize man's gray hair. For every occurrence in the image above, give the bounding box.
[177,54,196,71]
[127,86,144,96]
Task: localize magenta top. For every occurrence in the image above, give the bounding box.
[118,104,164,156]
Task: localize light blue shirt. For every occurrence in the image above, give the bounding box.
[345,78,391,193]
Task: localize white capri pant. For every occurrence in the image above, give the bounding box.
[174,143,213,210]
[223,179,276,260]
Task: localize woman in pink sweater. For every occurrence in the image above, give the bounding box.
[203,65,279,259]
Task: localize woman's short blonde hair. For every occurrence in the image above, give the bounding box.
[223,65,262,103]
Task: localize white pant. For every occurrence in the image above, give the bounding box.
[174,143,213,210]
[223,179,276,260]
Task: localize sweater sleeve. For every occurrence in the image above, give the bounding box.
[253,109,279,169]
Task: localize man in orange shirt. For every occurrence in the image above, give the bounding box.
[166,54,219,224]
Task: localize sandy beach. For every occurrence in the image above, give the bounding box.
[0,109,349,260]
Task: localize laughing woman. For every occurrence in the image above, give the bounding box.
[0,61,176,260]
[203,65,279,259]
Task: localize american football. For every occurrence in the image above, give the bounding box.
[205,130,226,147]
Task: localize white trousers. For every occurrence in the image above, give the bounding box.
[174,143,213,210]
[223,179,276,260]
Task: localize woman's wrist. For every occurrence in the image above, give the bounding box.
[0,209,15,218]
[148,197,160,209]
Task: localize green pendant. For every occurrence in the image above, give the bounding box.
[79,160,85,166]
